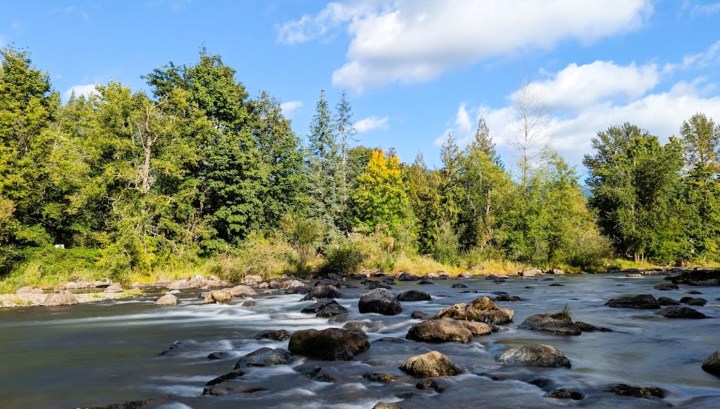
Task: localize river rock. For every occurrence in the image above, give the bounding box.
[397,272,421,281]
[227,285,257,297]
[658,296,680,306]
[204,289,233,304]
[288,328,370,361]
[64,280,92,290]
[241,300,256,307]
[85,397,169,409]
[242,274,263,286]
[451,283,468,288]
[519,313,582,336]
[434,296,514,324]
[461,321,493,336]
[296,364,337,383]
[411,311,430,320]
[43,292,79,306]
[363,372,398,383]
[208,351,232,360]
[702,351,720,377]
[358,288,402,315]
[302,299,343,314]
[418,278,434,285]
[234,347,294,368]
[104,283,124,293]
[302,284,341,301]
[416,378,449,392]
[605,294,660,309]
[653,282,679,291]
[544,388,584,400]
[575,321,612,332]
[396,290,431,302]
[497,344,571,368]
[400,351,461,378]
[373,403,403,409]
[154,294,179,306]
[202,369,245,395]
[606,383,665,399]
[659,306,707,319]
[680,296,707,306]
[495,294,522,302]
[519,269,542,277]
[254,329,291,341]
[668,269,720,286]
[406,319,473,343]
[316,301,349,318]
[15,286,44,294]
[546,268,566,275]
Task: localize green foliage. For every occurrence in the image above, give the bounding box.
[213,232,298,282]
[320,240,364,276]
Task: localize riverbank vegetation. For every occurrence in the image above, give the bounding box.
[1,47,719,291]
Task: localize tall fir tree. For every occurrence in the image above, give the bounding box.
[334,90,355,231]
[306,89,341,236]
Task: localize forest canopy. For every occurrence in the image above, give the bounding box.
[1,47,718,287]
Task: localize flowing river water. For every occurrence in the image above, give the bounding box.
[1,274,719,409]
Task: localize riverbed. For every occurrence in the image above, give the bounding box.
[1,274,719,409]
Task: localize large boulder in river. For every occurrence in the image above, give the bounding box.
[406,319,471,343]
[358,288,402,315]
[396,290,431,302]
[497,344,571,368]
[288,328,370,361]
[204,290,232,304]
[154,294,179,306]
[400,351,462,378]
[302,284,341,301]
[397,272,421,281]
[605,294,660,309]
[301,299,347,317]
[668,269,720,286]
[680,296,707,306]
[702,351,720,377]
[227,285,257,297]
[234,347,294,368]
[43,292,79,306]
[519,313,582,336]
[659,306,707,319]
[434,296,514,324]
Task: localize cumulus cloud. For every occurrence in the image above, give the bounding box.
[281,0,652,91]
[513,61,661,111]
[280,100,303,118]
[681,40,720,69]
[64,84,100,101]
[440,59,720,169]
[354,115,389,133]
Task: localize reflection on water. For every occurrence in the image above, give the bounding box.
[1,275,719,408]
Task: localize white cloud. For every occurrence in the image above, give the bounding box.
[280,100,303,117]
[440,60,720,170]
[691,1,720,15]
[681,40,720,69]
[354,115,389,133]
[281,0,653,91]
[64,84,100,101]
[513,61,661,111]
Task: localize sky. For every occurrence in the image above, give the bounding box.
[2,0,720,175]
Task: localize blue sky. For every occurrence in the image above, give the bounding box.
[2,0,720,174]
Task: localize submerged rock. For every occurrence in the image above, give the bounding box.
[605,294,660,309]
[84,397,168,409]
[519,313,581,336]
[451,283,468,288]
[653,282,679,291]
[494,294,522,302]
[702,351,720,377]
[296,364,337,383]
[606,383,665,399]
[397,272,421,281]
[411,310,430,320]
[396,290,432,302]
[497,344,571,368]
[43,292,79,306]
[234,347,294,368]
[358,288,402,315]
[207,351,232,360]
[680,296,707,306]
[416,378,449,392]
[658,296,680,306]
[544,388,584,400]
[400,351,462,378]
[254,329,291,341]
[659,306,707,319]
[363,372,398,384]
[288,328,370,361]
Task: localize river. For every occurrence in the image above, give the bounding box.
[1,274,719,408]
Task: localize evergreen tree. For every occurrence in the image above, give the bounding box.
[306,89,341,236]
[404,153,442,255]
[335,90,355,226]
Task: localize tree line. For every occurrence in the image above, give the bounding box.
[1,47,718,282]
